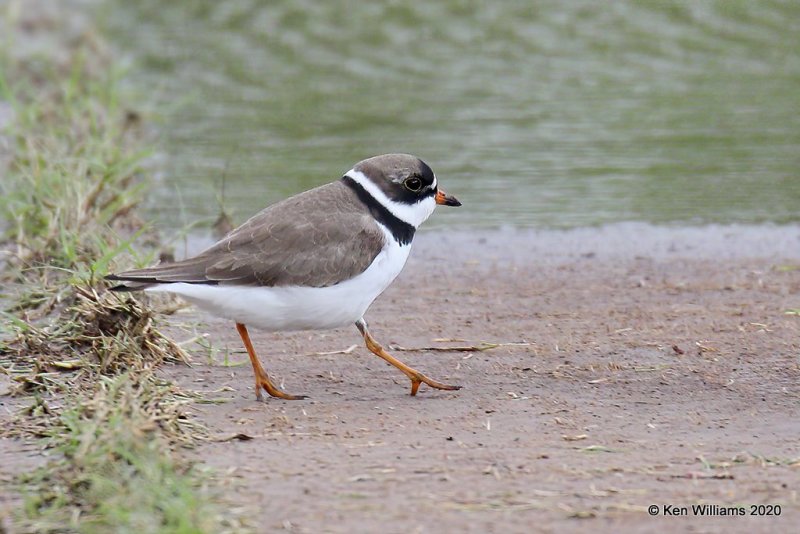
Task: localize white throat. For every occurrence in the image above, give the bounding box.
[345,169,437,228]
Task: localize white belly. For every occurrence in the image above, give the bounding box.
[145,229,411,331]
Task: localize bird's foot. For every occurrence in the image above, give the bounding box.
[406,372,462,396]
[254,374,307,401]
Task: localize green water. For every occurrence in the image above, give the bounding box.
[101,0,800,230]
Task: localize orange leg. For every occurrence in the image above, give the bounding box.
[355,319,461,396]
[235,323,306,401]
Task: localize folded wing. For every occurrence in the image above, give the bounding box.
[107,182,385,290]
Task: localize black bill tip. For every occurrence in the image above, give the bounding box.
[436,190,462,207]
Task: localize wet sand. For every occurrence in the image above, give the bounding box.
[3,224,799,532]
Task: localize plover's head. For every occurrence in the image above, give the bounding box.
[343,153,461,229]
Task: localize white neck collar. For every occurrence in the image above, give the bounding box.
[345,169,436,228]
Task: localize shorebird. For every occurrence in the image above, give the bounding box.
[107,154,462,400]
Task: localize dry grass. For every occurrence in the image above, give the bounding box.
[3,286,188,398]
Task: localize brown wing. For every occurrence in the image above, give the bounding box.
[108,182,385,289]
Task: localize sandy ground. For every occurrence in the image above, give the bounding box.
[3,224,800,533]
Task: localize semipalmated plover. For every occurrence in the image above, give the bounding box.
[107,154,462,400]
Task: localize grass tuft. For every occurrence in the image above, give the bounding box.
[17,374,218,533]
[3,286,188,398]
[0,56,149,281]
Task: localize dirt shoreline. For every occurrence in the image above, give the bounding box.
[4,224,800,532]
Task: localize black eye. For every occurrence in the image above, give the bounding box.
[404,177,422,192]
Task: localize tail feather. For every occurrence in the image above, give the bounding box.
[106,256,216,292]
[107,280,156,292]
